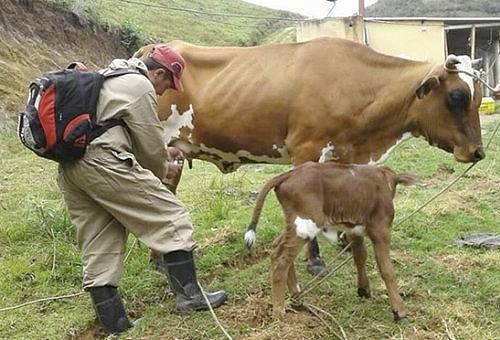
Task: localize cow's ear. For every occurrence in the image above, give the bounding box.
[416,75,440,99]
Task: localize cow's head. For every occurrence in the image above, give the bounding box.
[410,55,484,162]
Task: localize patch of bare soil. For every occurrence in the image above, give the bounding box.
[0,0,128,129]
[218,290,328,340]
[66,322,107,340]
[434,253,499,274]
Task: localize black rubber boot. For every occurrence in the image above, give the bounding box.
[307,237,329,277]
[88,286,132,335]
[163,250,227,313]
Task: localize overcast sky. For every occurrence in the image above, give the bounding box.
[243,0,379,18]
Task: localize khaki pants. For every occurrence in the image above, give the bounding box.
[58,145,195,289]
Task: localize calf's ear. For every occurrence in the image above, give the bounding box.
[395,173,419,186]
[416,75,440,99]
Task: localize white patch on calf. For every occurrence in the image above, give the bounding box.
[322,228,338,242]
[318,142,339,163]
[455,55,475,98]
[163,104,194,145]
[295,217,320,239]
[368,132,413,165]
[350,225,366,237]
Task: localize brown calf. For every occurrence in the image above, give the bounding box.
[244,162,417,320]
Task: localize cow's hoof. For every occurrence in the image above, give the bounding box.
[290,299,305,311]
[357,287,371,298]
[307,258,329,277]
[392,310,408,322]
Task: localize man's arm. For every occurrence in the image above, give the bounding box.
[124,90,168,179]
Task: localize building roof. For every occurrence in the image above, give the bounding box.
[364,17,500,29]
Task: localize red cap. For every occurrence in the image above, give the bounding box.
[148,44,185,91]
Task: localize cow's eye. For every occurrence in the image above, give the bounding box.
[447,89,469,119]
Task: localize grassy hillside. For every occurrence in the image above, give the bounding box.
[0,117,499,339]
[49,0,301,47]
[0,0,299,129]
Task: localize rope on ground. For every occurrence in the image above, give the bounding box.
[302,303,336,337]
[442,318,457,340]
[296,251,353,300]
[300,233,351,292]
[303,302,348,340]
[124,236,139,262]
[197,281,233,340]
[0,292,85,313]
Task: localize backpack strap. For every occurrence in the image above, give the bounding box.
[88,119,127,143]
[102,68,145,79]
[88,68,148,142]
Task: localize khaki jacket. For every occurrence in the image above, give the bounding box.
[90,59,168,180]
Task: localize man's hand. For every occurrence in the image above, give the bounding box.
[167,146,184,162]
[493,84,500,99]
[165,161,182,179]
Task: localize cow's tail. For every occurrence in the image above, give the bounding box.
[244,171,293,249]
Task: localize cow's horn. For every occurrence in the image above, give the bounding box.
[471,58,482,68]
[445,54,461,70]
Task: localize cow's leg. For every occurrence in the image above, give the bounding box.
[367,223,406,321]
[305,238,329,277]
[151,161,185,272]
[348,233,370,298]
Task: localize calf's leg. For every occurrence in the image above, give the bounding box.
[349,233,370,298]
[271,228,306,319]
[368,224,406,321]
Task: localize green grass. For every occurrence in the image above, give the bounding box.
[0,118,499,339]
[48,0,300,47]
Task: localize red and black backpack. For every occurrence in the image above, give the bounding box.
[18,65,141,162]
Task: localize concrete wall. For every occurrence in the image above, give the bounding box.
[365,20,445,64]
[296,17,446,64]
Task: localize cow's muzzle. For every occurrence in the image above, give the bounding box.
[454,145,485,162]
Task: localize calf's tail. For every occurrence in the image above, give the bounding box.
[244,171,293,249]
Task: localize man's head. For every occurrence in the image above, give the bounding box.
[143,45,185,95]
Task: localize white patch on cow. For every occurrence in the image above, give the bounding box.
[322,228,338,242]
[349,169,356,176]
[273,144,290,158]
[455,55,475,98]
[368,132,413,165]
[193,143,291,172]
[244,230,256,248]
[163,104,194,145]
[318,142,339,163]
[295,217,320,239]
[350,225,366,237]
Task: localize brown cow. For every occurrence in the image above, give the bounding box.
[134,37,484,274]
[244,162,417,320]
